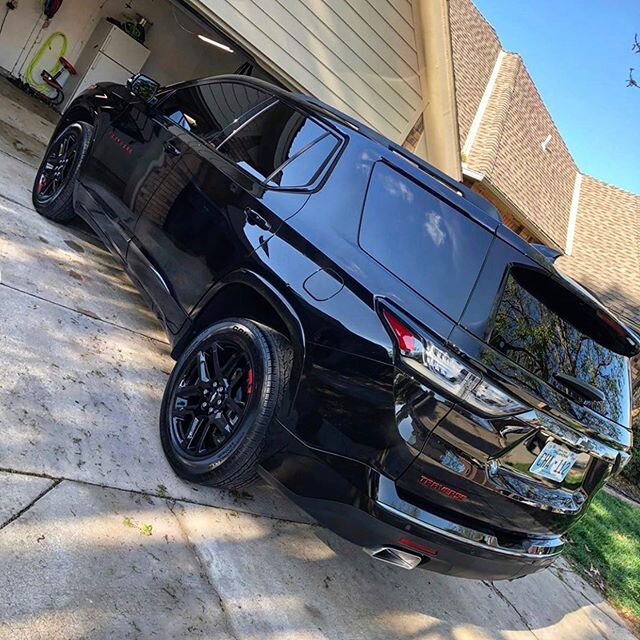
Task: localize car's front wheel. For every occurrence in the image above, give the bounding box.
[33,121,94,223]
[159,319,292,489]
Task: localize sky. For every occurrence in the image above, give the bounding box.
[473,0,640,194]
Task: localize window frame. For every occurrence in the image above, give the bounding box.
[154,79,343,193]
[154,79,274,146]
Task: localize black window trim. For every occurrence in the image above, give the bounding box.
[214,97,278,150]
[213,96,341,192]
[154,78,343,192]
[264,132,328,184]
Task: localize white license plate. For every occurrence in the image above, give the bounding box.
[529,441,577,482]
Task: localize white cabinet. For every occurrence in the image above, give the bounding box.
[63,21,150,107]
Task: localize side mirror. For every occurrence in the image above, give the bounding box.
[126,73,160,102]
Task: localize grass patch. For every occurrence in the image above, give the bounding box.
[565,491,640,630]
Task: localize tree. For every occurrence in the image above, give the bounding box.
[628,34,640,88]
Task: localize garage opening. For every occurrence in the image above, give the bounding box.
[0,0,278,111]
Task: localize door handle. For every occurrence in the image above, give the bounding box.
[164,141,182,157]
[244,207,272,232]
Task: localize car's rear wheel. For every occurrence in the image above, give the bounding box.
[159,319,292,489]
[33,121,94,223]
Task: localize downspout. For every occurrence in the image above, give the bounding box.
[410,0,462,180]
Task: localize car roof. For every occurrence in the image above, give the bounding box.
[164,74,502,223]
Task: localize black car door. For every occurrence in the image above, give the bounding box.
[82,86,176,259]
[130,81,340,333]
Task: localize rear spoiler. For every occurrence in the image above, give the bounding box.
[509,238,640,357]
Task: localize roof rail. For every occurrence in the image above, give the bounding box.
[294,94,501,222]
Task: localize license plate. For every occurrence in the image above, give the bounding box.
[529,441,577,482]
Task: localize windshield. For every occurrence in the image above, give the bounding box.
[490,269,632,426]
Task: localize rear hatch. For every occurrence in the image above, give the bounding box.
[490,266,634,429]
[396,235,638,539]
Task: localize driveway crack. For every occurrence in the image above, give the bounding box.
[0,478,62,531]
[482,580,540,639]
[0,281,168,346]
[167,500,240,640]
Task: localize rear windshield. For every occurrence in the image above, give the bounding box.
[490,269,632,426]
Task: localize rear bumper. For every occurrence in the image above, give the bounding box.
[297,480,559,580]
[262,433,562,580]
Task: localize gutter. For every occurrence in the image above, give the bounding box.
[411,0,463,180]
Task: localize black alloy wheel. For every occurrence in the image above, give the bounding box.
[32,121,94,223]
[35,128,78,203]
[160,319,293,488]
[170,340,255,459]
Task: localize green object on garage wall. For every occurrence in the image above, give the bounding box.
[24,30,67,95]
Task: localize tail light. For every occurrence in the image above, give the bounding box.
[382,308,526,417]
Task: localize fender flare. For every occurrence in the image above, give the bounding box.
[174,269,307,410]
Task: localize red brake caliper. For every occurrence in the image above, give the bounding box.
[37,175,47,193]
[246,369,254,395]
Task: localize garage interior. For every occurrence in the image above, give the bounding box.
[0,0,275,112]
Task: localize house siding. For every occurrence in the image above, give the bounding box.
[189,0,424,143]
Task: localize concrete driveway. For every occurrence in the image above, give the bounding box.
[0,79,634,640]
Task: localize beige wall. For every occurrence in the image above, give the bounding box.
[0,0,247,93]
[188,0,425,144]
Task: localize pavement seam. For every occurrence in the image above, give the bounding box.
[0,191,39,213]
[0,466,317,527]
[0,477,62,531]
[0,148,39,171]
[167,500,241,640]
[548,565,632,637]
[0,281,169,346]
[481,580,540,639]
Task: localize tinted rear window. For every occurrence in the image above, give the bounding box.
[359,162,493,319]
[490,269,631,425]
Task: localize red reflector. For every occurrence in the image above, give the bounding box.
[399,537,437,556]
[382,309,417,353]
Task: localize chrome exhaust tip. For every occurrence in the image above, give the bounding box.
[364,546,422,570]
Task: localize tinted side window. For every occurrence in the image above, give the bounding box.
[216,100,335,186]
[359,163,493,319]
[158,82,270,143]
[268,134,338,188]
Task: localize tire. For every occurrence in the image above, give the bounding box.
[32,121,94,223]
[159,318,293,489]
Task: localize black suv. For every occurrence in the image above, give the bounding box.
[33,74,638,580]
